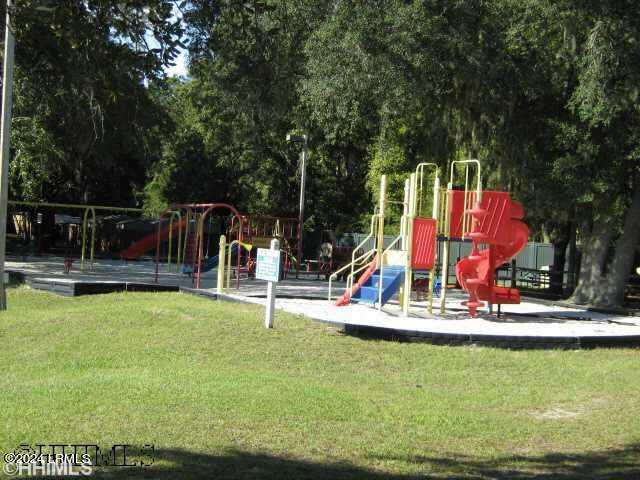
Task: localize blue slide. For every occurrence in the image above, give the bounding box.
[182,243,239,275]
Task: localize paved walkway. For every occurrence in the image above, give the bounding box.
[216,289,640,340]
[8,255,215,289]
[7,256,342,298]
[8,256,640,344]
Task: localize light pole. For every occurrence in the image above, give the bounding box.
[0,1,55,310]
[286,133,308,279]
[0,0,16,310]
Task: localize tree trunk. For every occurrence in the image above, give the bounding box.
[572,213,615,305]
[549,224,570,296]
[566,223,577,294]
[596,182,640,307]
[74,154,90,204]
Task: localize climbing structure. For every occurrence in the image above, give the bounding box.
[329,158,529,318]
[231,215,299,276]
[330,163,441,312]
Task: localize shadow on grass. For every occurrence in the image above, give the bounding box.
[91,443,640,479]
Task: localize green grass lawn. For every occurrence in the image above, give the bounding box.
[1,287,639,479]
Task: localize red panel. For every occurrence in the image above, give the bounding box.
[475,191,512,245]
[448,190,524,245]
[448,190,467,238]
[412,217,437,270]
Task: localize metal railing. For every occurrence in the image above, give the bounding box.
[340,250,377,301]
[328,213,378,302]
[328,247,376,302]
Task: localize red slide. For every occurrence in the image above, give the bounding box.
[454,192,529,316]
[336,255,378,306]
[120,219,186,260]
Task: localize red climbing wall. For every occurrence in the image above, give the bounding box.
[411,217,437,270]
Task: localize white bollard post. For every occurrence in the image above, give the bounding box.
[265,238,280,329]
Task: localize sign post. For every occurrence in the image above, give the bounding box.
[256,239,280,328]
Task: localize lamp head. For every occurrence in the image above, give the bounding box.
[286,133,307,144]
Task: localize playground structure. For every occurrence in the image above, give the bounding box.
[7,161,528,319]
[8,191,640,350]
[329,159,529,317]
[138,203,301,289]
[150,203,243,289]
[7,198,306,290]
[8,176,640,350]
[8,200,143,271]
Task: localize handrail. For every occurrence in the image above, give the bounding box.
[383,234,402,252]
[347,213,378,290]
[449,159,481,193]
[449,159,481,239]
[328,175,387,304]
[415,162,439,218]
[224,240,254,288]
[346,248,377,291]
[330,249,374,280]
[342,251,377,300]
[382,234,403,257]
[350,214,377,266]
[328,247,376,302]
[226,240,239,289]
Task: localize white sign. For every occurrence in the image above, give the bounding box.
[256,247,281,283]
[259,239,281,329]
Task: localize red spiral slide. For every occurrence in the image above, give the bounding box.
[454,191,529,316]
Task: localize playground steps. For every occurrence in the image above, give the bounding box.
[351,265,405,306]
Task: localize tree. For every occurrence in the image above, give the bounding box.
[3,1,183,206]
[565,0,640,306]
[151,0,336,231]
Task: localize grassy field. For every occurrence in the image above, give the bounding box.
[1,287,639,479]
